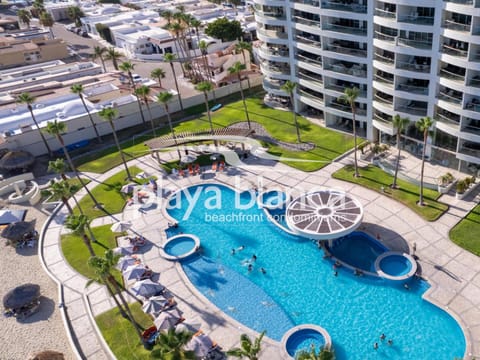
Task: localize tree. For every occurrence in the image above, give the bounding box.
[48,158,69,181]
[195,81,216,143]
[119,61,146,124]
[228,61,250,129]
[295,345,335,360]
[17,9,31,29]
[45,179,78,214]
[65,214,95,256]
[281,81,301,143]
[150,68,166,89]
[44,120,102,209]
[235,41,252,89]
[161,10,173,26]
[98,107,132,180]
[135,85,155,136]
[92,46,107,73]
[339,87,360,177]
[105,47,122,71]
[39,11,54,39]
[205,17,243,42]
[227,331,266,360]
[156,92,182,160]
[16,92,52,157]
[391,114,410,189]
[71,84,102,142]
[164,53,184,111]
[67,6,84,27]
[151,328,195,359]
[416,116,434,206]
[30,0,44,18]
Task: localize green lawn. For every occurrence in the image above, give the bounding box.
[74,166,144,219]
[450,204,480,256]
[332,165,449,221]
[61,224,123,284]
[96,303,153,360]
[76,95,354,173]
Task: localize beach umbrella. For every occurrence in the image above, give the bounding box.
[180,154,197,164]
[112,246,135,256]
[131,279,164,298]
[0,150,35,170]
[0,209,27,225]
[186,332,215,357]
[116,255,139,271]
[154,308,183,330]
[28,350,65,360]
[3,283,40,309]
[141,295,172,317]
[110,221,132,233]
[123,264,147,282]
[120,183,137,194]
[1,221,35,242]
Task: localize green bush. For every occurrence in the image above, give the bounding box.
[456,180,466,194]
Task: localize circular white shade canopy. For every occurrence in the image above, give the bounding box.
[286,190,363,240]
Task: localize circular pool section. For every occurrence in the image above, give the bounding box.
[161,234,199,261]
[257,189,289,210]
[282,325,332,358]
[375,252,417,281]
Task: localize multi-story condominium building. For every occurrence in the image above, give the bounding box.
[254,0,480,173]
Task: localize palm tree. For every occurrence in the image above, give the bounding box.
[135,85,155,136]
[161,10,173,26]
[98,108,132,180]
[92,46,107,73]
[17,9,31,28]
[199,40,210,82]
[164,53,184,111]
[87,250,143,337]
[227,331,266,360]
[195,81,216,141]
[416,116,434,206]
[281,81,301,143]
[119,61,146,124]
[156,92,182,159]
[105,47,122,71]
[39,11,54,39]
[45,179,78,214]
[235,41,252,89]
[228,61,251,129]
[16,92,52,156]
[67,6,84,27]
[151,329,195,359]
[296,345,335,360]
[65,214,95,256]
[339,87,360,177]
[44,120,102,209]
[30,0,44,18]
[391,114,410,189]
[70,84,101,142]
[48,158,68,181]
[150,68,165,89]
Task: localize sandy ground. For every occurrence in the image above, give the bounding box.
[0,203,74,360]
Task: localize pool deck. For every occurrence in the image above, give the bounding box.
[40,150,480,359]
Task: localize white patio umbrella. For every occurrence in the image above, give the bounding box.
[180,154,197,164]
[186,332,215,358]
[154,308,183,330]
[116,255,139,271]
[121,183,137,194]
[112,246,135,256]
[122,264,148,282]
[131,279,164,298]
[142,295,172,317]
[111,221,132,233]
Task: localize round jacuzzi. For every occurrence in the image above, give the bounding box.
[281,324,331,358]
[257,189,289,210]
[161,234,200,261]
[375,251,417,281]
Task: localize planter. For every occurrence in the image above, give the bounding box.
[438,180,456,194]
[456,181,480,200]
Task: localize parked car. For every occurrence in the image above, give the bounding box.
[81,31,89,38]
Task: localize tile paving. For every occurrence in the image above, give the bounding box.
[39,150,480,359]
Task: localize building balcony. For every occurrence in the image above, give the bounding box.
[396,60,430,73]
[259,62,290,77]
[374,31,396,43]
[441,44,468,58]
[321,1,367,13]
[293,16,321,28]
[439,69,465,83]
[459,146,480,159]
[374,93,393,105]
[292,0,320,6]
[296,53,323,67]
[443,0,474,4]
[443,19,471,33]
[297,71,323,85]
[398,14,434,25]
[397,37,432,50]
[374,74,394,87]
[464,100,480,112]
[436,112,461,127]
[396,83,429,95]
[324,44,367,58]
[374,53,395,65]
[467,77,480,88]
[297,89,324,107]
[324,63,367,77]
[256,10,286,20]
[396,104,428,116]
[323,23,367,36]
[374,8,396,19]
[437,91,463,105]
[258,46,290,61]
[257,28,288,39]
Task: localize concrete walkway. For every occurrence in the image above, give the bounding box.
[40,151,480,359]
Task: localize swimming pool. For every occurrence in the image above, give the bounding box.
[166,184,466,359]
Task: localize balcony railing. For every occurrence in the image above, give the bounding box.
[260,46,289,58]
[374,74,394,85]
[257,28,288,39]
[263,78,286,90]
[443,0,473,4]
[459,147,480,157]
[321,1,367,13]
[461,123,480,135]
[327,101,367,115]
[324,44,367,57]
[442,44,468,57]
[256,10,286,20]
[260,62,290,74]
[397,37,432,49]
[465,101,480,112]
[436,112,460,125]
[323,23,367,36]
[443,19,471,32]
[374,8,396,18]
[298,71,323,84]
[297,89,324,104]
[295,35,321,47]
[374,53,395,64]
[325,83,366,96]
[296,53,323,67]
[397,105,428,116]
[324,63,367,77]
[438,91,463,104]
[292,0,320,6]
[374,31,396,42]
[396,60,430,72]
[439,68,465,82]
[398,14,434,25]
[396,83,429,95]
[468,77,480,88]
[293,16,321,28]
[374,94,393,105]
[374,113,393,124]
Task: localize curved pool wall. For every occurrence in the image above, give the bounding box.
[375,252,418,282]
[166,184,466,359]
[161,234,200,261]
[257,189,289,210]
[282,324,332,358]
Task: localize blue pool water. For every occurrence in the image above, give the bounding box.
[166,184,466,360]
[165,236,195,256]
[329,232,388,272]
[286,329,326,357]
[259,190,287,208]
[380,255,412,276]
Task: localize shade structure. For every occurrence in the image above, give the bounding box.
[180,154,197,164]
[111,221,132,233]
[154,308,183,330]
[0,150,35,170]
[186,332,215,357]
[3,283,40,309]
[116,255,139,271]
[131,279,164,298]
[112,246,135,256]
[141,295,172,317]
[122,264,147,282]
[0,209,27,225]
[120,183,137,194]
[28,350,65,360]
[1,221,35,242]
